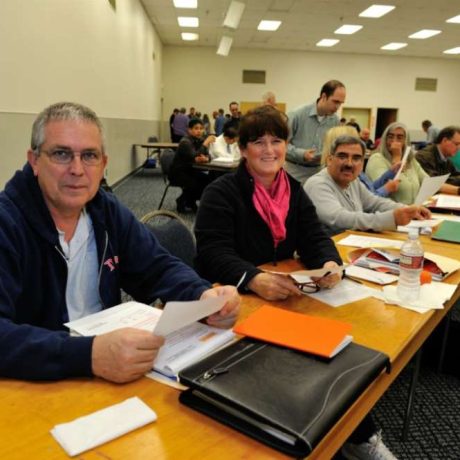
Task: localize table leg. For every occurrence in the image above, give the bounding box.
[401,349,422,441]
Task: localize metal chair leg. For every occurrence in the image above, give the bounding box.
[401,349,422,441]
[158,184,170,209]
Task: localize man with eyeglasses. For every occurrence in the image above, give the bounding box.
[0,102,240,383]
[416,126,460,190]
[304,135,431,236]
[285,80,346,184]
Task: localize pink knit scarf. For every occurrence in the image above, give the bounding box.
[252,169,291,248]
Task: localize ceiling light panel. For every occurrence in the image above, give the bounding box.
[177,17,199,27]
[443,47,460,54]
[359,5,395,18]
[316,39,340,47]
[409,29,441,39]
[223,1,246,29]
[217,36,233,56]
[446,15,460,23]
[334,25,363,35]
[258,20,282,31]
[173,0,197,8]
[381,42,407,50]
[182,33,199,41]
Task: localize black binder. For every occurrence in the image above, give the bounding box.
[179,338,390,458]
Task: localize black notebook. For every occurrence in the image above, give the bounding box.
[179,338,390,458]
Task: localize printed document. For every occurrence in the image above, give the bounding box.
[65,299,236,383]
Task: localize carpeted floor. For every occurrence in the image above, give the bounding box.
[113,166,460,459]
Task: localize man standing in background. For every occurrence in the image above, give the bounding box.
[421,120,440,144]
[172,107,189,142]
[286,80,346,183]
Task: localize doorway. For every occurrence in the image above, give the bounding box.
[375,108,398,140]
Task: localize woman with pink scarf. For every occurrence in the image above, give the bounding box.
[195,105,342,301]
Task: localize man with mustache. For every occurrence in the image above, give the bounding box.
[304,135,431,236]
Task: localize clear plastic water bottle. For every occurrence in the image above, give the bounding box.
[397,228,424,302]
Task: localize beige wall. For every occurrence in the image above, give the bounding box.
[0,0,163,187]
[162,46,460,139]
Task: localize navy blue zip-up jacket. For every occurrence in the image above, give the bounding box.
[0,164,210,380]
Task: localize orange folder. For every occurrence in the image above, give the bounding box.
[233,305,353,358]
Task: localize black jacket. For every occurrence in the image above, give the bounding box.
[194,162,341,290]
[416,144,460,186]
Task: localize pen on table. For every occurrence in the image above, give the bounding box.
[236,271,247,290]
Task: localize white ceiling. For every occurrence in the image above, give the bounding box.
[140,0,460,59]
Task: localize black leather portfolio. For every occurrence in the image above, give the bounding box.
[178,338,390,458]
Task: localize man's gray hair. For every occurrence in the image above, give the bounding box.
[330,135,365,156]
[31,102,105,153]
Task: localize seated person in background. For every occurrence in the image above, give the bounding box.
[195,105,342,302]
[320,126,401,199]
[366,123,457,204]
[0,102,239,382]
[169,118,215,212]
[366,123,426,205]
[421,119,440,144]
[305,134,431,236]
[208,125,240,160]
[196,106,397,460]
[346,117,361,133]
[360,128,375,150]
[416,126,460,191]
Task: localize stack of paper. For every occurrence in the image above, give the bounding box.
[371,282,457,313]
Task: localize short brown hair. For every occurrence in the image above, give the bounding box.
[238,105,288,149]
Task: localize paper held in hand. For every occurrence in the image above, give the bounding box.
[394,146,411,181]
[65,297,235,381]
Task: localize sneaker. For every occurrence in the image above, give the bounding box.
[341,431,397,460]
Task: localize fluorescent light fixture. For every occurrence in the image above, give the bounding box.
[173,0,197,8]
[181,32,199,41]
[359,4,395,18]
[381,42,407,50]
[409,29,441,39]
[334,25,363,35]
[223,1,245,29]
[316,39,340,47]
[177,17,199,27]
[446,15,460,23]
[443,46,460,54]
[258,20,282,31]
[217,36,233,56]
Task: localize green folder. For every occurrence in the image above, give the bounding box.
[432,220,460,244]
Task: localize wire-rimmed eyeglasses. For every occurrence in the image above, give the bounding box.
[39,148,103,166]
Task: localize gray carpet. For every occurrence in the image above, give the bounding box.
[113,167,460,459]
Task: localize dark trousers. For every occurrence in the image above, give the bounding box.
[170,168,211,204]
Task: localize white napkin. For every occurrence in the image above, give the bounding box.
[371,282,457,313]
[50,396,157,456]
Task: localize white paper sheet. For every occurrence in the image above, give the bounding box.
[371,282,457,313]
[305,278,376,307]
[345,265,398,285]
[435,194,460,209]
[51,397,156,457]
[337,234,403,249]
[65,301,162,336]
[414,174,450,205]
[154,295,230,336]
[394,146,411,181]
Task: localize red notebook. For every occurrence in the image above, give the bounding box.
[233,305,353,358]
